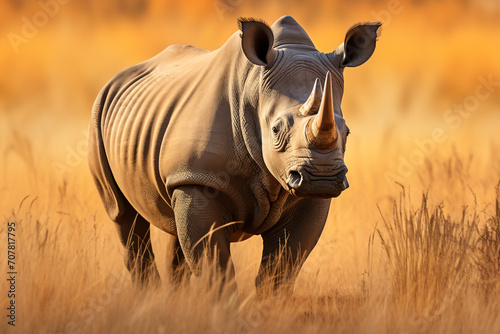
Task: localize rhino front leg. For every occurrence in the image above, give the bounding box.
[256,198,330,294]
[172,186,235,283]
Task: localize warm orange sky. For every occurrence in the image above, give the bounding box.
[1,0,499,123]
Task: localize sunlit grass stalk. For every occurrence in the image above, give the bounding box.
[374,186,478,313]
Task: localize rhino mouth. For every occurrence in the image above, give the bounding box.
[286,167,349,198]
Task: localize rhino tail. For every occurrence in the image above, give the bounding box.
[88,85,127,222]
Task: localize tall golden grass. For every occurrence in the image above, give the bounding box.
[2,126,500,333]
[1,1,500,333]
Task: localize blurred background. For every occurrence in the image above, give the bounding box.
[0,0,498,226]
[1,0,499,199]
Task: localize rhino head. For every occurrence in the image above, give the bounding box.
[240,16,380,198]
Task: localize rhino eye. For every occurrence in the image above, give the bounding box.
[271,118,288,151]
[343,128,350,152]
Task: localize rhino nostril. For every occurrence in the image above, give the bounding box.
[342,177,349,190]
[287,170,303,189]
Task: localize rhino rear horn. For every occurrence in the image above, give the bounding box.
[299,78,322,116]
[306,72,338,150]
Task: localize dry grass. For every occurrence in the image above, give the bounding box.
[2,130,500,333]
[475,183,500,297]
[374,189,477,309]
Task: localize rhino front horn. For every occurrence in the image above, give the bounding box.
[306,71,338,150]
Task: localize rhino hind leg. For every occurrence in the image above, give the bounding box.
[88,118,159,286]
[256,199,330,294]
[114,202,161,286]
[169,237,188,285]
[171,186,235,286]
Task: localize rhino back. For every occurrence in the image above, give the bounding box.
[98,34,263,233]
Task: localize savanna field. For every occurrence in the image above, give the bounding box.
[1,0,500,333]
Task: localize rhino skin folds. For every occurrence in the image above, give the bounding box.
[88,16,381,288]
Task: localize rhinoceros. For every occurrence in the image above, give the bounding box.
[88,16,380,290]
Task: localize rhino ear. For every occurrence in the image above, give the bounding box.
[335,22,381,68]
[239,18,276,66]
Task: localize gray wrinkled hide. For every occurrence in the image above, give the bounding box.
[88,16,380,289]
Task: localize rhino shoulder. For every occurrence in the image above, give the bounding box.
[154,44,210,63]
